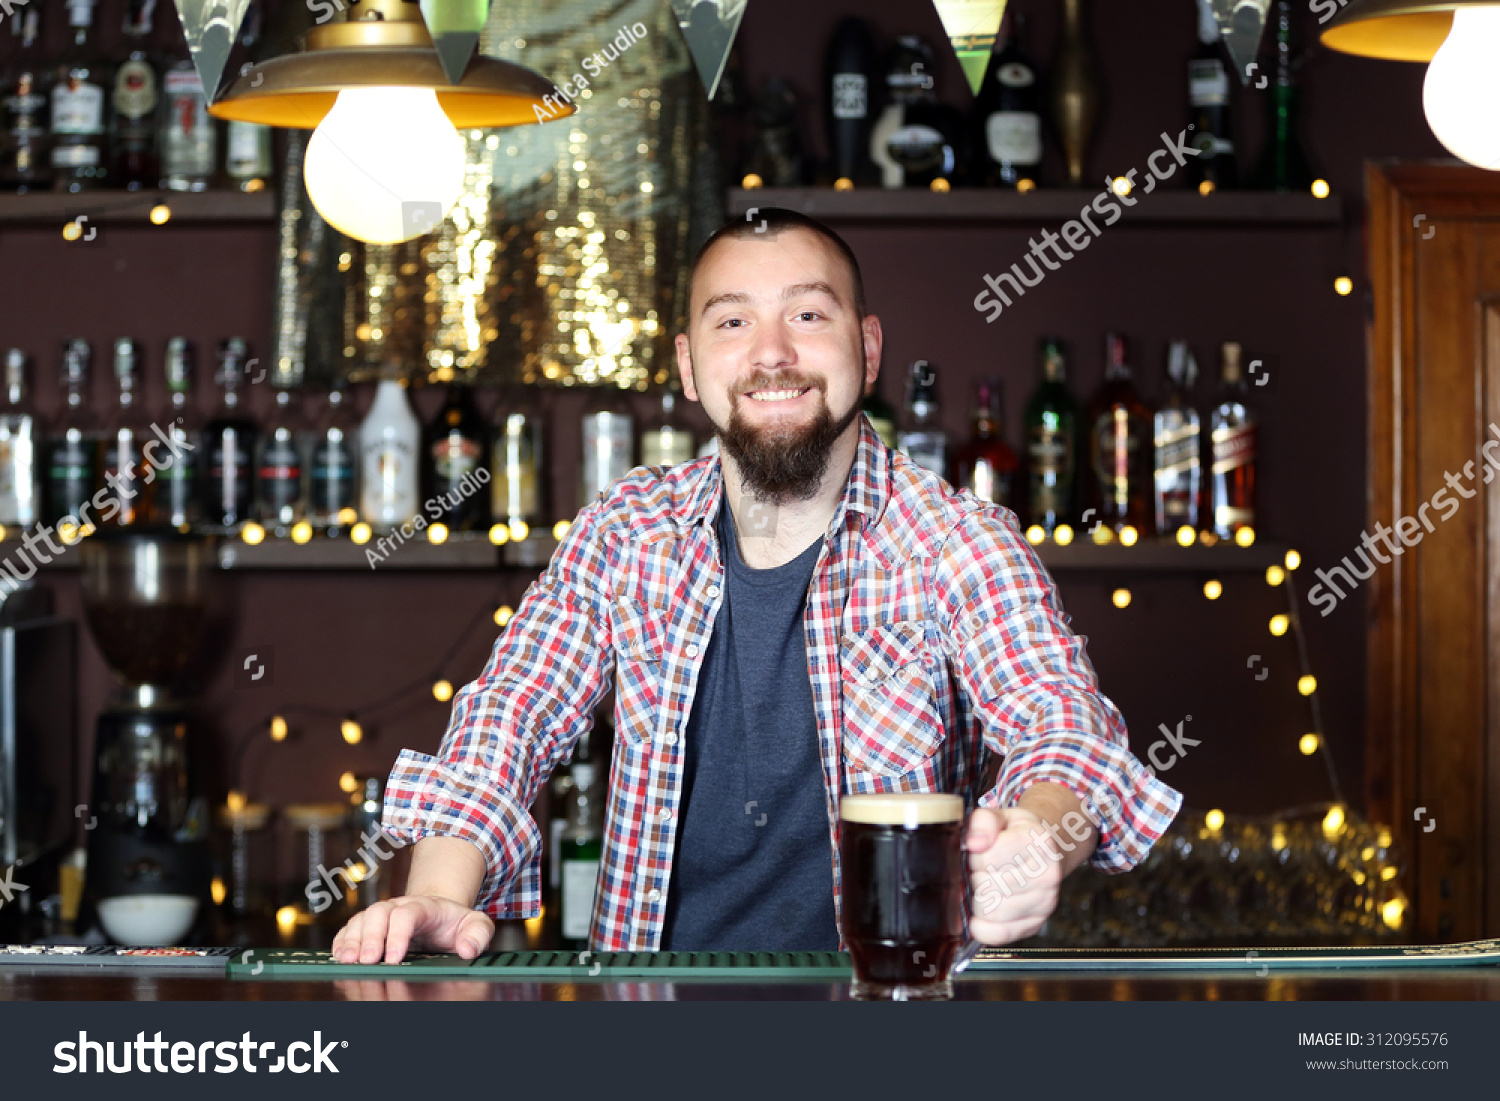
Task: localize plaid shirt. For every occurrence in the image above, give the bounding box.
[385,414,1181,950]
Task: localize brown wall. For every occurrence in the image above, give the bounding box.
[0,0,1451,822]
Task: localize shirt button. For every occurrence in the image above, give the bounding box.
[706,584,720,598]
[685,643,700,658]
[659,807,673,822]
[969,615,983,631]
[662,732,678,746]
[647,888,662,903]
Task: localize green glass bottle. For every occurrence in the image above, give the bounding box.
[1248,0,1314,192]
[557,754,603,951]
[862,387,898,448]
[1023,338,1079,532]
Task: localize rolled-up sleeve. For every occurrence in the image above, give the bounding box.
[934,506,1181,872]
[382,507,615,917]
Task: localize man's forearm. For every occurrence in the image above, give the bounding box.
[403,835,488,907]
[1016,781,1097,877]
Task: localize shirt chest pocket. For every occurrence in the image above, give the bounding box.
[612,597,668,743]
[840,620,945,777]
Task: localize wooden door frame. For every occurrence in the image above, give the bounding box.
[1366,160,1500,938]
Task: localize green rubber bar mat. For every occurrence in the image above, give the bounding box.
[969,938,1500,971]
[229,949,854,980]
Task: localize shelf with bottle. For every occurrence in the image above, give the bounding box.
[0,188,275,223]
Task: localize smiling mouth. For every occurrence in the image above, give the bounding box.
[743,387,813,403]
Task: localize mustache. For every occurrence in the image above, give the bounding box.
[736,373,825,396]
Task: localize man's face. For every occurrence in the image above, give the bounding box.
[676,228,881,503]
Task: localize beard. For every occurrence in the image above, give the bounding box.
[713,373,864,506]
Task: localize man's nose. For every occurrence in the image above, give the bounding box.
[748,318,796,369]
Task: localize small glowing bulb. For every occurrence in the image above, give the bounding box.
[241,522,266,545]
[1298,674,1318,696]
[1299,733,1320,756]
[58,521,81,545]
[1266,565,1285,586]
[1323,805,1346,835]
[494,604,514,627]
[1111,588,1132,609]
[1198,530,1219,546]
[341,717,363,745]
[1092,524,1114,545]
[1052,524,1075,546]
[524,911,546,938]
[1269,614,1290,636]
[1025,524,1046,545]
[1377,827,1393,848]
[428,522,449,545]
[833,176,854,191]
[1016,178,1037,193]
[1381,898,1405,929]
[1234,526,1256,547]
[509,518,530,542]
[226,790,247,813]
[1111,176,1133,196]
[489,523,510,545]
[348,862,368,883]
[1203,579,1223,600]
[1285,549,1301,570]
[1119,525,1139,547]
[337,507,358,526]
[1176,525,1196,547]
[1205,809,1225,831]
[1362,846,1376,861]
[276,906,298,931]
[742,173,764,189]
[149,204,171,225]
[1271,826,1287,851]
[929,177,951,192]
[1311,178,1330,199]
[1380,866,1397,881]
[270,715,288,742]
[552,520,572,541]
[1334,276,1353,296]
[62,220,82,242]
[350,522,372,545]
[291,520,313,544]
[339,771,359,793]
[432,679,454,702]
[210,876,227,906]
[1198,179,1215,196]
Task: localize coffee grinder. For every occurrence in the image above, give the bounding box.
[80,532,217,945]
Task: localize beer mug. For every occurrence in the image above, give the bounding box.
[839,793,982,1000]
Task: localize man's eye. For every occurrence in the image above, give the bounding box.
[795,311,823,322]
[718,317,745,329]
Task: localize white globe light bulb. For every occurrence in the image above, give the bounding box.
[303,87,466,244]
[1423,8,1500,170]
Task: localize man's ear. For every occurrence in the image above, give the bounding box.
[676,333,699,402]
[861,314,883,392]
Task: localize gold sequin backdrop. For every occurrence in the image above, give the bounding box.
[324,0,718,389]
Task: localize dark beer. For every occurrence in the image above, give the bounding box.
[839,793,966,999]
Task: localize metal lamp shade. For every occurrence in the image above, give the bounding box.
[1320,0,1461,61]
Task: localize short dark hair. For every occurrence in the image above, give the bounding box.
[689,208,868,318]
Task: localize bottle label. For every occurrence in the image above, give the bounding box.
[831,73,868,120]
[51,82,104,134]
[47,435,94,518]
[362,439,417,523]
[997,62,1035,88]
[887,124,947,172]
[897,431,946,479]
[1027,426,1073,517]
[640,429,695,468]
[163,72,215,177]
[1154,418,1200,475]
[0,420,36,525]
[210,430,254,518]
[580,415,633,499]
[310,440,357,518]
[226,121,271,174]
[432,435,482,482]
[158,429,198,526]
[560,858,599,940]
[4,86,47,129]
[964,459,1012,508]
[1189,59,1229,107]
[492,418,538,520]
[51,143,100,168]
[986,112,1042,165]
[258,437,304,510]
[1211,423,1255,473]
[114,60,158,120]
[1094,410,1141,501]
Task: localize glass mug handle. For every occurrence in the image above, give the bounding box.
[952,811,984,974]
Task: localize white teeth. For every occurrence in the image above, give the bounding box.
[747,388,809,402]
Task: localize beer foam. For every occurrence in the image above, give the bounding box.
[839,793,964,827]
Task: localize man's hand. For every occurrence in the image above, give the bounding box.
[330,895,494,965]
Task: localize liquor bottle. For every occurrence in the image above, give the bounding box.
[1153,340,1202,536]
[150,337,200,530]
[1,8,53,192]
[359,373,420,528]
[203,338,257,529]
[225,0,273,192]
[1051,0,1099,187]
[1247,0,1314,192]
[0,350,40,529]
[1185,0,1235,193]
[557,751,603,951]
[490,387,544,534]
[1087,333,1150,533]
[99,338,154,526]
[255,387,305,533]
[1024,338,1078,533]
[578,387,635,510]
[869,36,965,190]
[952,379,1019,508]
[45,340,97,526]
[896,360,948,480]
[1209,341,1256,537]
[159,40,216,191]
[972,11,1043,190]
[422,381,488,531]
[823,16,877,188]
[111,0,160,191]
[51,0,110,192]
[307,385,358,535]
[862,387,898,448]
[639,390,695,468]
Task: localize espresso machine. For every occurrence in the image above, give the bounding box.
[80,532,216,945]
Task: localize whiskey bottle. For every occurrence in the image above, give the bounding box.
[51,0,110,192]
[99,338,154,526]
[896,360,948,480]
[150,337,200,530]
[359,373,420,529]
[1153,340,1202,536]
[1024,338,1078,532]
[45,340,98,526]
[422,380,488,531]
[823,16,877,188]
[1,8,53,192]
[1087,333,1150,533]
[307,385,358,535]
[1209,341,1256,537]
[255,387,306,533]
[1184,0,1235,193]
[0,350,39,529]
[972,10,1043,190]
[203,338,257,529]
[557,750,603,951]
[1247,0,1315,192]
[224,0,273,192]
[952,379,1018,508]
[639,390,695,468]
[111,0,160,191]
[578,387,634,510]
[490,386,544,534]
[159,39,215,191]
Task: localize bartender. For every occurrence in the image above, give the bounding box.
[332,209,1181,963]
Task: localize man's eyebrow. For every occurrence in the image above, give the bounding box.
[700,282,842,316]
[700,291,752,315]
